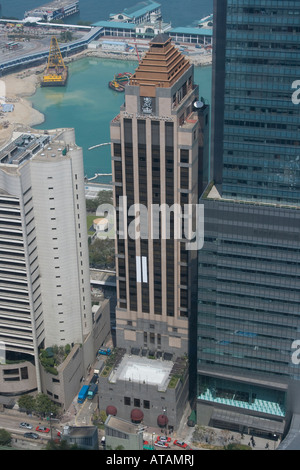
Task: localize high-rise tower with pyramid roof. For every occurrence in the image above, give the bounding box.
[110,34,209,360]
[100,34,210,429]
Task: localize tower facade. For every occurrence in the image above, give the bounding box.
[111,34,209,358]
[211,0,300,204]
[0,128,93,403]
[197,0,300,440]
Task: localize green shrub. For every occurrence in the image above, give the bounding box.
[224,443,252,450]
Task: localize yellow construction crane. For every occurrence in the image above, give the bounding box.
[42,36,68,87]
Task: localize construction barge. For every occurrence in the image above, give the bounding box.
[42,36,68,87]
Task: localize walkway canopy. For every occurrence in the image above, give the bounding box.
[106,405,117,416]
[131,409,144,423]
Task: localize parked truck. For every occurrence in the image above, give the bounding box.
[90,373,98,384]
[87,383,98,400]
[77,384,89,404]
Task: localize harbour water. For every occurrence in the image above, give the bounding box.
[1,0,213,180]
[30,57,212,180]
[0,0,213,29]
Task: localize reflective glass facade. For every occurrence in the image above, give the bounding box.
[215,0,300,204]
[197,0,300,437]
[198,202,300,379]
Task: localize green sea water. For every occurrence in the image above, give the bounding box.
[30,57,212,181]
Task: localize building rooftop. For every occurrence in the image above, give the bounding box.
[64,426,97,438]
[105,415,142,435]
[109,354,173,391]
[0,130,75,168]
[170,26,213,36]
[93,21,136,30]
[110,0,161,20]
[129,34,191,95]
[0,133,50,166]
[204,183,300,210]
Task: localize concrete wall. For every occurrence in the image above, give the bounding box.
[92,299,111,353]
[39,300,111,410]
[0,361,37,397]
[40,344,84,410]
[105,431,143,451]
[64,426,99,450]
[98,365,189,430]
[30,134,92,347]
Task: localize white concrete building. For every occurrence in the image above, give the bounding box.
[93,217,108,235]
[0,128,97,406]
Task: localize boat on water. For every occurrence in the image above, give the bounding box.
[108,72,132,92]
[115,72,132,83]
[108,79,125,92]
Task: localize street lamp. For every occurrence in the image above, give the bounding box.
[49,412,53,441]
[162,407,167,435]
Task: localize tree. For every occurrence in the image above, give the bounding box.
[0,429,11,446]
[18,394,35,414]
[77,20,92,26]
[89,238,115,268]
[99,410,107,424]
[60,31,73,42]
[39,349,58,375]
[86,190,113,213]
[45,439,79,450]
[34,393,58,417]
[225,443,252,450]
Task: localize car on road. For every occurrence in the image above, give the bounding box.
[174,439,189,448]
[154,440,169,448]
[24,432,39,440]
[156,435,171,442]
[36,425,50,433]
[20,422,33,429]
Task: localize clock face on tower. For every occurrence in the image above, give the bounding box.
[142,97,153,114]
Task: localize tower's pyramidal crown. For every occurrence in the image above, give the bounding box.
[130,34,190,96]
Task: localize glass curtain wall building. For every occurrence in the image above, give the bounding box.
[213,0,300,204]
[197,0,300,440]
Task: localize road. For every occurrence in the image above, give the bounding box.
[75,397,98,426]
[0,411,58,445]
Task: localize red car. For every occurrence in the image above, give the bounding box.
[36,425,50,433]
[174,439,188,448]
